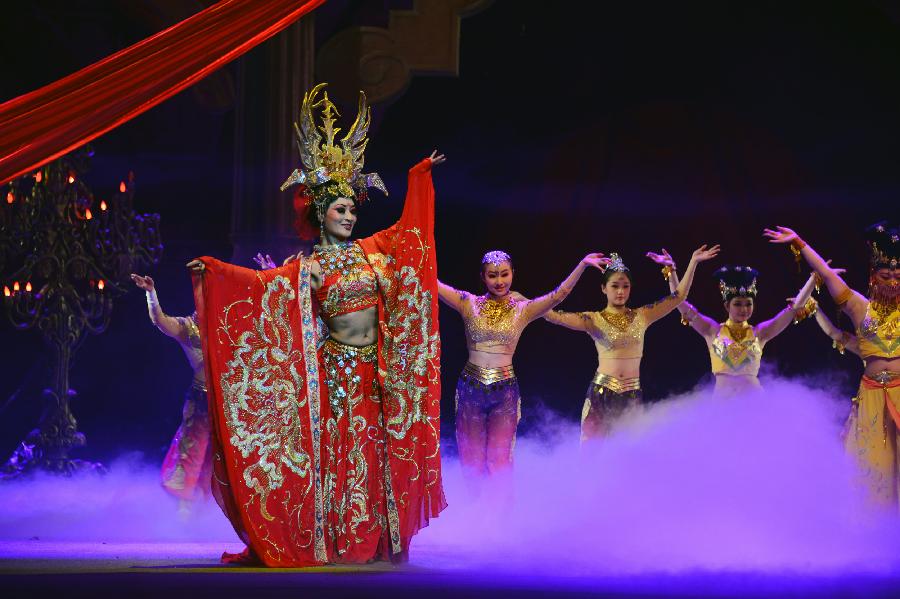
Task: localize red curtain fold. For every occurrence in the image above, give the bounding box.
[0,0,326,185]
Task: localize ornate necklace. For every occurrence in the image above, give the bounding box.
[475,294,515,327]
[600,308,635,331]
[870,296,899,324]
[314,241,364,277]
[723,319,752,343]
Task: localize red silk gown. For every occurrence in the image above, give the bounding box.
[192,159,445,566]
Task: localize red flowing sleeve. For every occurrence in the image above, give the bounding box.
[191,256,328,566]
[358,158,446,548]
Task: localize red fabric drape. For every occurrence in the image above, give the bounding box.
[0,0,325,185]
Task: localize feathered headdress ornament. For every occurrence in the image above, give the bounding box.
[866,221,899,270]
[280,83,388,224]
[714,265,759,301]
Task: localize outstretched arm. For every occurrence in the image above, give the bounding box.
[642,245,719,324]
[522,253,609,321]
[130,274,187,341]
[438,280,468,313]
[647,248,720,338]
[813,306,860,356]
[755,271,817,344]
[543,310,594,332]
[763,226,868,322]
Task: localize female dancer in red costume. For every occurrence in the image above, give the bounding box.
[189,84,445,566]
[438,250,608,477]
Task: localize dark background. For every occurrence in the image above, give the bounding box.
[0,1,895,462]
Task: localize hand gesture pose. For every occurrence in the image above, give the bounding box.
[186,259,205,273]
[762,226,799,244]
[582,252,611,271]
[691,244,721,263]
[253,253,277,270]
[429,150,446,166]
[645,248,675,267]
[130,273,155,292]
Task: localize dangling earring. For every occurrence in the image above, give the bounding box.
[316,204,325,229]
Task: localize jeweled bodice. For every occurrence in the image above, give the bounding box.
[589,308,646,359]
[857,299,900,359]
[709,320,763,376]
[313,242,378,318]
[462,294,527,355]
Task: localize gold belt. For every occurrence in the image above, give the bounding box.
[592,372,641,393]
[871,370,900,385]
[462,362,516,385]
[322,338,378,363]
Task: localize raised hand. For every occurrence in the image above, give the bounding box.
[691,244,720,263]
[254,253,277,270]
[581,252,611,270]
[645,248,675,267]
[130,273,155,292]
[186,259,205,273]
[428,149,447,166]
[282,252,304,266]
[763,226,798,244]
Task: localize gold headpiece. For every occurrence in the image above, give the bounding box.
[867,222,899,270]
[280,83,388,220]
[715,265,759,300]
[607,253,628,272]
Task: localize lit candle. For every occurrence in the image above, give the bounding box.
[3,286,10,297]
[5,192,12,204]
[67,175,75,184]
[13,281,20,292]
[119,181,126,193]
[34,171,42,183]
[25,282,32,292]
[98,280,105,291]
[85,209,93,220]
[100,200,107,211]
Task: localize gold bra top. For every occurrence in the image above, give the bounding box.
[856,300,900,359]
[462,295,528,355]
[587,308,646,360]
[709,320,763,376]
[313,242,379,319]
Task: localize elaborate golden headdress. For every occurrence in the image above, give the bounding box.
[714,265,759,301]
[866,222,899,270]
[280,83,388,222]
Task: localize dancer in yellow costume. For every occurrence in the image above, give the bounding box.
[660,256,816,397]
[765,222,900,506]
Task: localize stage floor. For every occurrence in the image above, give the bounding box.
[4,540,900,599]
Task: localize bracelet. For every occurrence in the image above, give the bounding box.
[812,271,824,294]
[833,332,849,355]
[680,305,698,326]
[661,265,675,281]
[790,237,807,254]
[833,286,853,306]
[792,297,818,324]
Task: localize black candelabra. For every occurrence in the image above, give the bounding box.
[0,149,162,477]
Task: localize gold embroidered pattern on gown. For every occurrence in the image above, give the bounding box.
[218,274,316,558]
